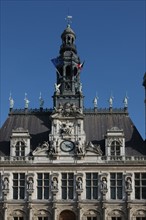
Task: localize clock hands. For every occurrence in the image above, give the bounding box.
[65,143,71,148]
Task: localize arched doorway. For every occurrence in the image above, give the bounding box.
[59,210,76,220]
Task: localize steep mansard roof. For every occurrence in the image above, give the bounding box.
[0,108,145,156]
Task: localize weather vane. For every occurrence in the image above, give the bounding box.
[65,15,73,27]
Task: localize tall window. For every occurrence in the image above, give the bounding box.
[111,141,120,156]
[136,218,146,220]
[13,218,24,220]
[86,173,98,199]
[62,173,74,199]
[13,173,25,199]
[37,173,50,199]
[135,173,146,199]
[38,218,49,220]
[110,173,123,199]
[87,217,97,220]
[15,141,25,157]
[111,218,122,220]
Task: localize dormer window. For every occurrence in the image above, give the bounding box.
[105,127,125,159]
[10,127,31,158]
[111,141,120,156]
[15,141,25,157]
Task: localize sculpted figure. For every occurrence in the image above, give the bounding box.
[101,177,107,190]
[126,177,132,190]
[77,177,83,190]
[3,177,9,190]
[55,83,61,93]
[52,177,58,190]
[28,177,33,190]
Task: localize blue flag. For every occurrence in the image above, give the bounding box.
[51,57,63,67]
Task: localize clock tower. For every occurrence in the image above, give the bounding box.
[49,19,86,157]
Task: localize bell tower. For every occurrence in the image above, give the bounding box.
[53,19,84,112]
[49,17,86,158]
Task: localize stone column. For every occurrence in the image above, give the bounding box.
[52,202,57,220]
[3,203,8,220]
[28,203,33,220]
[77,204,81,220]
[102,204,106,220]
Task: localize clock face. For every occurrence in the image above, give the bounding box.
[60,140,74,152]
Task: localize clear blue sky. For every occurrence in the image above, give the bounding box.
[1,0,146,139]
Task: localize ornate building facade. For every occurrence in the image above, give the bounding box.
[0,20,146,220]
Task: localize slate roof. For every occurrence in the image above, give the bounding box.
[0,108,145,156]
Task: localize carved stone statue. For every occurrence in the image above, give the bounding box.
[101,177,107,191]
[24,94,30,108]
[76,139,83,154]
[52,177,58,190]
[109,96,114,108]
[55,83,61,93]
[123,96,128,108]
[60,120,73,136]
[27,177,33,190]
[9,96,14,109]
[3,177,9,190]
[77,177,83,190]
[79,83,82,93]
[50,139,58,154]
[125,177,132,191]
[39,93,44,108]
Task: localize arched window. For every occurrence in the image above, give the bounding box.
[15,141,25,157]
[111,141,120,156]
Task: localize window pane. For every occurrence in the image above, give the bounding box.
[93,187,98,199]
[86,188,91,199]
[142,173,146,179]
[135,187,140,199]
[142,187,146,199]
[44,187,49,199]
[62,187,67,199]
[111,187,116,199]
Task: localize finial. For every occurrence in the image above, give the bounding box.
[108,94,114,108]
[123,93,129,108]
[93,93,99,108]
[9,92,14,109]
[24,93,30,109]
[65,15,72,27]
[39,92,44,108]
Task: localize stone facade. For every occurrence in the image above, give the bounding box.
[0,21,146,220]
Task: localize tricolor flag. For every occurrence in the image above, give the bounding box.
[51,57,63,78]
[77,61,85,70]
[51,57,63,67]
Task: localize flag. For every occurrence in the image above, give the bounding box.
[51,57,63,78]
[51,57,63,68]
[77,61,85,70]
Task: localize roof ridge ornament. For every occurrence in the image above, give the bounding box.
[39,92,44,109]
[9,92,14,109]
[108,94,114,108]
[65,15,72,27]
[123,93,129,108]
[24,93,30,109]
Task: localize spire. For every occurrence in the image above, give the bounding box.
[52,17,84,112]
